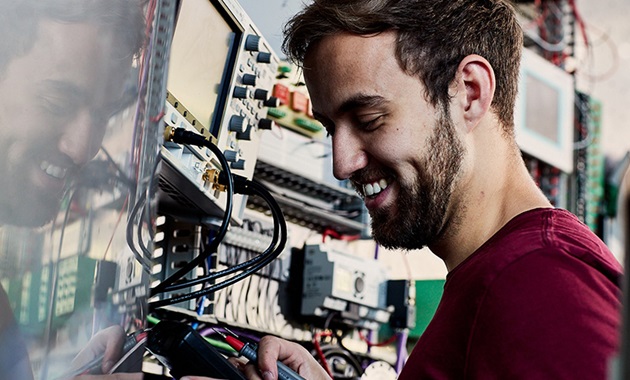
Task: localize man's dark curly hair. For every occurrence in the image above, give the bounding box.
[283,0,523,134]
[0,0,145,75]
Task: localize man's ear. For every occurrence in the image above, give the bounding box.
[454,54,496,132]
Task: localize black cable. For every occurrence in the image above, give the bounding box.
[158,187,281,293]
[242,264,254,326]
[137,200,153,259]
[150,128,234,296]
[149,179,287,308]
[157,180,281,291]
[145,152,162,241]
[124,152,161,273]
[100,146,136,189]
[126,190,153,272]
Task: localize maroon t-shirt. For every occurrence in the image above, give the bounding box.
[399,208,622,380]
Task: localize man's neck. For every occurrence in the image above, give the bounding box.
[430,136,552,272]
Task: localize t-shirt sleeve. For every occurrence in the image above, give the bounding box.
[465,248,621,380]
[0,288,33,380]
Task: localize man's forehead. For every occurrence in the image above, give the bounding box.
[304,31,397,60]
[38,21,129,88]
[303,31,402,114]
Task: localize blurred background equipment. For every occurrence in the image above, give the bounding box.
[3,0,629,379]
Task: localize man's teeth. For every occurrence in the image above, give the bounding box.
[40,161,68,180]
[363,179,389,197]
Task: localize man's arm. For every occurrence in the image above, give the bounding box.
[0,287,34,380]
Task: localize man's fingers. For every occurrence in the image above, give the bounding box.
[100,326,126,373]
[71,325,125,372]
[72,373,142,380]
[242,362,263,380]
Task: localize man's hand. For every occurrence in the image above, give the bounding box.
[68,325,143,380]
[71,325,127,374]
[245,336,330,380]
[178,336,330,380]
[72,374,143,380]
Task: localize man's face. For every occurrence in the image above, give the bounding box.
[0,20,130,226]
[305,31,466,249]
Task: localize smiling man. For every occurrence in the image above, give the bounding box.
[306,32,468,256]
[186,0,624,379]
[0,1,142,228]
[0,1,145,379]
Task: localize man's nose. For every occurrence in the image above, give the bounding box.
[57,109,102,167]
[331,128,368,180]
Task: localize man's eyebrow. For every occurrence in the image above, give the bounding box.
[40,80,89,103]
[41,79,137,116]
[312,94,388,123]
[338,94,388,114]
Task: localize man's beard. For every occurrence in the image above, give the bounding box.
[370,112,465,250]
[0,156,66,228]
[0,182,64,227]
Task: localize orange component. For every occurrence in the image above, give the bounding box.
[272,83,290,105]
[290,91,308,113]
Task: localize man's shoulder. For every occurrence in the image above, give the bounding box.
[447,207,621,298]
[478,207,616,271]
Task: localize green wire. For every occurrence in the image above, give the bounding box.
[206,338,236,353]
[147,314,161,326]
[146,314,236,352]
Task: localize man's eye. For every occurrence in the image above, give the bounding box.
[40,96,73,117]
[359,115,383,130]
[91,111,112,126]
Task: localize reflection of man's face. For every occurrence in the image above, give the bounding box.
[0,20,130,227]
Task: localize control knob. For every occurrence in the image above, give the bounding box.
[233,86,248,99]
[224,150,239,162]
[257,52,272,63]
[237,126,253,141]
[258,118,274,130]
[263,96,280,108]
[254,89,268,101]
[241,73,257,86]
[231,159,246,170]
[245,35,260,52]
[228,115,246,133]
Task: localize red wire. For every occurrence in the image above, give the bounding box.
[567,0,589,47]
[103,195,130,260]
[358,330,398,348]
[313,331,334,378]
[150,111,165,123]
[322,228,360,243]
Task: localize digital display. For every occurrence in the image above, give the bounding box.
[514,48,574,173]
[167,0,236,129]
[524,74,560,145]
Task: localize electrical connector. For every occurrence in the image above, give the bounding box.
[217,171,252,195]
[163,125,176,142]
[163,126,256,194]
[203,169,226,192]
[164,126,211,146]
